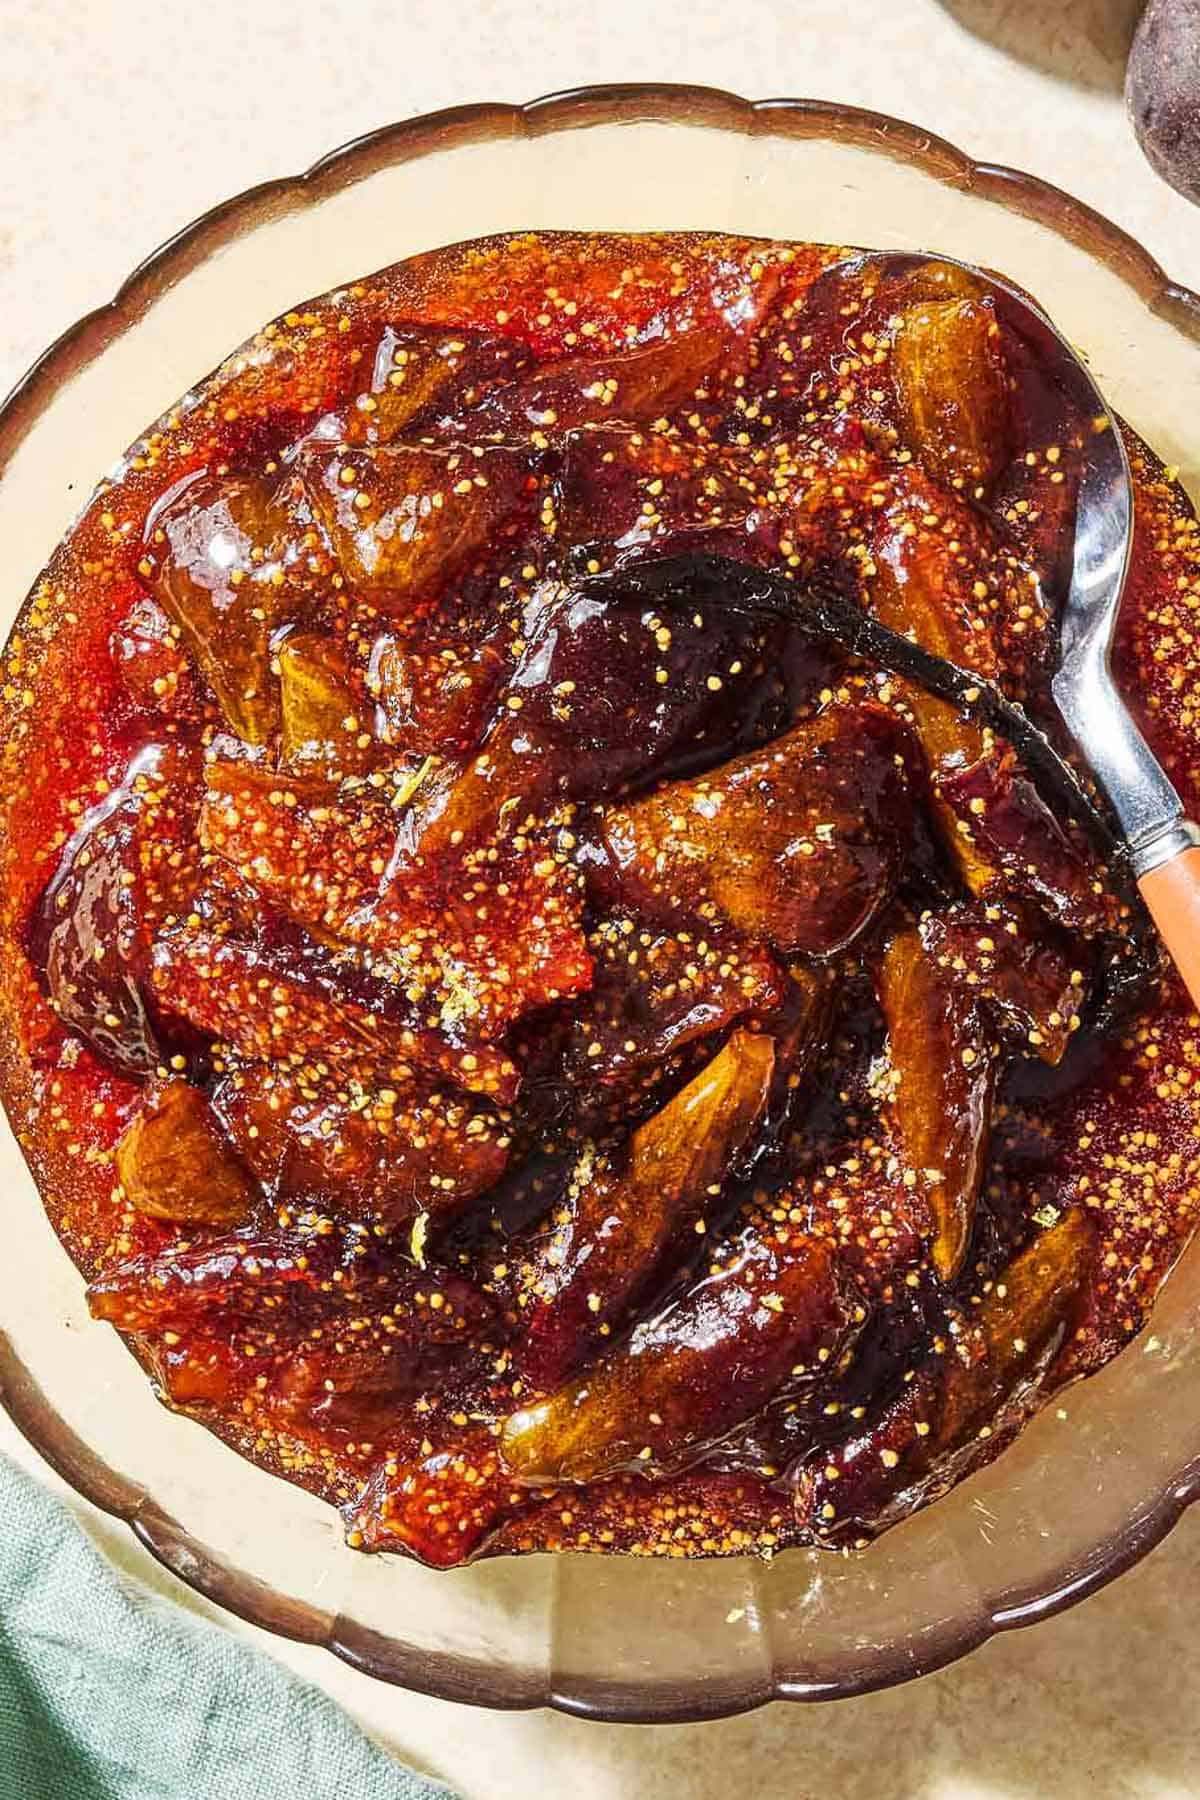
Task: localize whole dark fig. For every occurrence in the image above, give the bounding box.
[1126,0,1200,205]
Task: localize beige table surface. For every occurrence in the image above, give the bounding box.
[3,2,1199,1795]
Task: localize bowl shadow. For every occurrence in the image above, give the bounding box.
[933,0,1144,92]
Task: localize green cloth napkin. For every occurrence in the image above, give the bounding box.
[0,1455,456,1800]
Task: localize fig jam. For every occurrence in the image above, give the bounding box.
[1,231,1198,1568]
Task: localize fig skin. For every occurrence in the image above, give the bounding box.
[877,921,995,1283]
[515,1029,777,1388]
[1126,0,1200,206]
[891,295,1011,492]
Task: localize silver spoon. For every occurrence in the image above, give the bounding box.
[879,251,1200,1008]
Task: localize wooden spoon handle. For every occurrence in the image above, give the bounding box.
[1139,845,1200,1011]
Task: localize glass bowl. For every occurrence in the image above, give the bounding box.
[1,84,1199,1725]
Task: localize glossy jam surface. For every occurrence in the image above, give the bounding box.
[2,231,1199,1568]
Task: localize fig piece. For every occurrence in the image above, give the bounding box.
[369,633,507,754]
[877,920,996,1283]
[366,854,593,1041]
[398,572,820,864]
[868,475,999,793]
[556,427,758,562]
[149,925,520,1100]
[212,1064,508,1226]
[278,632,377,773]
[938,1211,1095,1438]
[106,1237,495,1443]
[400,542,844,872]
[920,901,1088,1066]
[556,424,871,586]
[199,755,593,1042]
[88,1225,491,1336]
[887,260,992,306]
[596,705,915,957]
[270,1342,470,1438]
[938,750,1118,937]
[517,1030,777,1387]
[350,1432,520,1565]
[198,756,394,938]
[301,442,534,603]
[556,917,788,1089]
[31,743,201,1076]
[116,1078,259,1226]
[147,472,325,744]
[199,314,381,454]
[87,1228,355,1332]
[799,1210,1096,1542]
[501,1229,852,1483]
[892,296,1011,492]
[867,484,1108,926]
[141,1333,256,1411]
[340,324,535,444]
[145,1321,481,1428]
[471,325,730,436]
